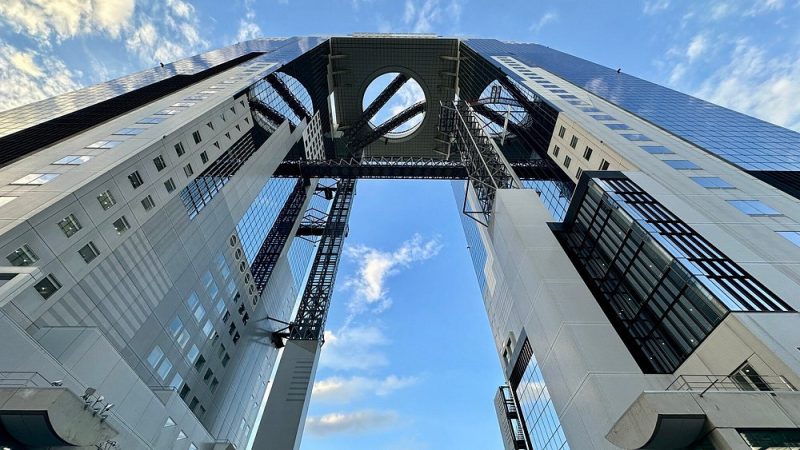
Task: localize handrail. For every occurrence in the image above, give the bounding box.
[666,374,796,393]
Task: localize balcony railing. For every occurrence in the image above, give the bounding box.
[666,374,796,393]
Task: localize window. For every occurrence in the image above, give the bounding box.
[727,200,783,217]
[207,121,214,130]
[605,123,631,130]
[86,140,121,149]
[147,346,165,369]
[58,214,82,237]
[78,241,100,263]
[168,316,183,338]
[218,343,226,359]
[192,131,202,144]
[641,145,673,154]
[582,146,593,160]
[174,142,186,157]
[663,160,701,170]
[212,141,220,149]
[621,133,652,141]
[112,216,130,235]
[224,132,231,140]
[188,345,200,363]
[194,304,206,322]
[599,159,610,170]
[576,168,583,179]
[153,155,167,171]
[590,114,615,121]
[141,195,156,211]
[569,135,578,149]
[34,274,61,299]
[171,102,195,107]
[177,330,190,349]
[189,397,199,411]
[210,378,219,392]
[202,320,213,338]
[184,164,194,177]
[154,109,180,115]
[128,171,144,188]
[170,373,183,390]
[52,155,91,165]
[11,173,59,185]
[221,353,230,367]
[137,117,165,124]
[230,106,236,114]
[194,355,206,371]
[235,124,241,131]
[220,113,227,122]
[557,126,565,138]
[157,358,172,380]
[113,127,144,136]
[164,178,176,193]
[691,177,734,189]
[552,145,560,157]
[778,231,800,247]
[0,196,16,207]
[204,369,213,382]
[6,245,37,270]
[564,155,571,168]
[179,385,190,400]
[97,190,116,210]
[200,151,209,164]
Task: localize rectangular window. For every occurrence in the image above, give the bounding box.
[552,145,560,157]
[170,373,183,390]
[569,135,578,149]
[177,330,190,349]
[153,155,167,171]
[605,123,631,130]
[112,216,130,235]
[727,200,783,217]
[210,378,219,392]
[128,171,144,189]
[200,151,209,164]
[194,355,206,371]
[0,196,16,207]
[164,178,176,193]
[7,244,38,266]
[189,397,199,411]
[157,358,172,380]
[179,384,190,400]
[621,133,652,141]
[576,168,583,179]
[599,159,610,170]
[147,346,164,369]
[168,316,183,338]
[137,117,165,124]
[78,241,100,263]
[113,127,145,136]
[212,141,220,149]
[204,369,213,383]
[691,177,734,189]
[86,140,121,149]
[154,109,180,115]
[221,353,230,367]
[558,126,565,138]
[34,274,61,299]
[184,164,194,177]
[202,320,213,338]
[171,102,195,107]
[641,145,673,154]
[52,155,91,165]
[11,173,59,185]
[188,345,200,363]
[192,131,202,144]
[590,114,615,121]
[58,214,82,237]
[97,190,116,210]
[141,195,156,211]
[174,142,186,157]
[582,146,593,160]
[777,231,800,247]
[663,159,701,170]
[207,121,214,130]
[564,155,571,168]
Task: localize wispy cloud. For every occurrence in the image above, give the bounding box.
[125,0,209,66]
[0,0,135,43]
[320,325,390,371]
[313,375,418,403]
[236,0,262,42]
[643,0,670,15]
[402,0,462,33]
[0,41,82,112]
[686,34,708,62]
[306,410,400,436]
[529,11,558,33]
[343,234,442,316]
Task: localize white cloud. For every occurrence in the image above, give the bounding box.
[643,0,670,15]
[124,1,209,66]
[686,34,707,62]
[0,0,135,42]
[320,325,389,371]
[694,39,800,131]
[344,234,441,316]
[529,11,558,33]
[236,0,262,42]
[0,41,83,112]
[746,0,785,15]
[313,375,418,403]
[402,0,462,33]
[305,410,399,436]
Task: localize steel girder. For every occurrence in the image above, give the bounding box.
[250,178,308,293]
[250,99,288,131]
[343,73,410,147]
[440,100,520,225]
[347,100,426,152]
[289,179,356,341]
[265,73,311,122]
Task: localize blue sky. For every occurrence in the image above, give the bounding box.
[2,1,800,449]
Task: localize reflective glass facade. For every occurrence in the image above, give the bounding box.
[511,340,570,450]
[521,179,571,221]
[452,181,488,294]
[559,176,792,372]
[466,39,800,172]
[237,178,299,264]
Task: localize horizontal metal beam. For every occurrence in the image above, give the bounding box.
[270,157,557,180]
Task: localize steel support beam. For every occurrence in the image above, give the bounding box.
[250,178,308,293]
[250,99,288,129]
[289,179,356,341]
[266,73,311,121]
[347,101,426,151]
[343,73,410,145]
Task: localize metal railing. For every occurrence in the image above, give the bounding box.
[666,374,796,393]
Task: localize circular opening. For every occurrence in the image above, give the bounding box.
[474,80,529,137]
[361,72,426,139]
[251,72,314,129]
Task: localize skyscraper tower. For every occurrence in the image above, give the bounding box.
[0,35,798,450]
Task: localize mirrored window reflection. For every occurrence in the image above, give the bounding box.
[777,231,800,247]
[663,159,701,170]
[728,200,783,217]
[691,177,734,189]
